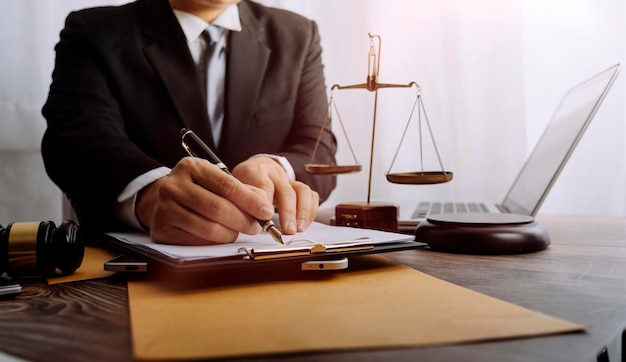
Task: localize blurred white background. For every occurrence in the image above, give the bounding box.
[0,0,624,225]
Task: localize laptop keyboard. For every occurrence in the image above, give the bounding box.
[411,201,491,219]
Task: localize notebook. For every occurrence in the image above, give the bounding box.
[398,63,620,231]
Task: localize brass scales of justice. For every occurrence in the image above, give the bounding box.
[306,33,453,232]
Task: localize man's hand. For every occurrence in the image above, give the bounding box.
[232,156,319,235]
[135,157,275,245]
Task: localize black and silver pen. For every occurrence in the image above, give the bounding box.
[180,128,284,245]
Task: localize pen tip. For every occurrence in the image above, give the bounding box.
[268,225,284,245]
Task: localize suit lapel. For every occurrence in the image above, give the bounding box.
[220,1,270,153]
[141,0,216,149]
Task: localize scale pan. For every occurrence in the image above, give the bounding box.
[305,164,362,175]
[386,171,453,184]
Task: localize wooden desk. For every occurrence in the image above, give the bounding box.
[1,215,625,362]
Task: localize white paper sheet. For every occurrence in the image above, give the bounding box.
[106,221,415,262]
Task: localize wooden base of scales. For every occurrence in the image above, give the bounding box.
[335,202,399,232]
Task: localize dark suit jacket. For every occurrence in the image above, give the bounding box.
[41,0,336,236]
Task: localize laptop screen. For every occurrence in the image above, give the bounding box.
[502,64,620,215]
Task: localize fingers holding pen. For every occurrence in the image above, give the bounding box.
[232,157,319,235]
[145,188,243,246]
[188,158,275,220]
[136,157,275,245]
[292,180,319,231]
[274,179,319,234]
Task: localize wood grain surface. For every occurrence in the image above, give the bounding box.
[0,278,131,362]
[0,215,624,362]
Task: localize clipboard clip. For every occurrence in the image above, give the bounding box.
[238,237,374,260]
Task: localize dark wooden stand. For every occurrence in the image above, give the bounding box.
[335,202,398,232]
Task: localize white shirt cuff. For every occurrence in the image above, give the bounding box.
[114,166,171,231]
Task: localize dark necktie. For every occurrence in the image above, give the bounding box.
[201,25,225,146]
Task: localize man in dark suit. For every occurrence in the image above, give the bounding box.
[41,0,336,245]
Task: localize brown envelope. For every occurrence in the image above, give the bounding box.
[127,255,584,360]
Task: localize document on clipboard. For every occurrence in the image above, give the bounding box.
[101,221,421,273]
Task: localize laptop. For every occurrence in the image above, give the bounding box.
[398,63,620,232]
